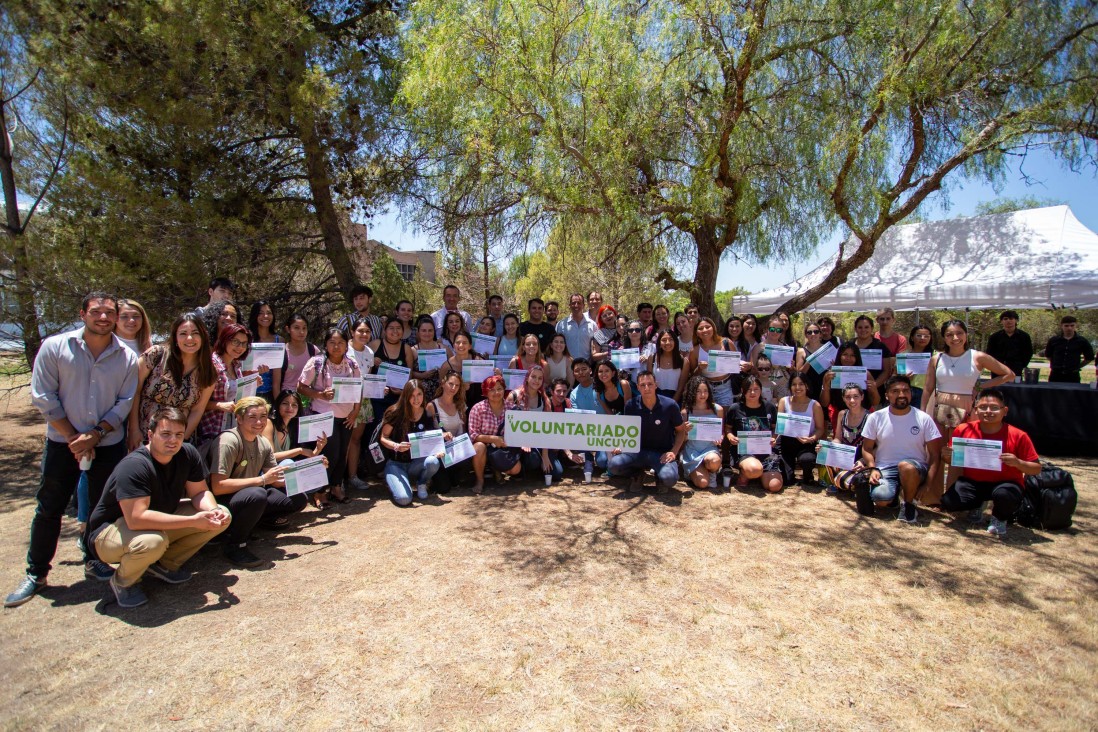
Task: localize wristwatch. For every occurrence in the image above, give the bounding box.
[91,425,108,439]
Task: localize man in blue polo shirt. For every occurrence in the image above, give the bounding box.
[608,370,688,494]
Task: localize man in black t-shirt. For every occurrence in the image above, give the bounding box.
[86,407,231,608]
[519,297,557,350]
[1044,316,1094,383]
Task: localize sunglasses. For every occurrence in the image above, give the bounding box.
[805,329,820,335]
[627,327,642,333]
[757,367,772,372]
[768,327,784,333]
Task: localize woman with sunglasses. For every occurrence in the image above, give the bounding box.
[749,316,793,401]
[794,322,828,401]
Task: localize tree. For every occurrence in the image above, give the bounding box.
[400,0,1097,318]
[368,249,407,318]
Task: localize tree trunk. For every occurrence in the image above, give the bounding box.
[774,231,880,315]
[1,110,43,369]
[690,227,721,319]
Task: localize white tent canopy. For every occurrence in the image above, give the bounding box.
[732,205,1098,313]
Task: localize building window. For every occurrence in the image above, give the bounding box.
[397,263,417,282]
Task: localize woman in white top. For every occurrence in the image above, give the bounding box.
[115,299,152,354]
[345,319,376,492]
[426,370,469,493]
[921,319,1013,439]
[648,328,688,401]
[673,312,695,356]
[544,333,573,387]
[777,373,826,483]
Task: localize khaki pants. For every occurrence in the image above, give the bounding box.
[94,504,231,587]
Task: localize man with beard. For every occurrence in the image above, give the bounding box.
[858,376,942,524]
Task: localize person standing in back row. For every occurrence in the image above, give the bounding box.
[984,310,1032,378]
[6,292,139,608]
[1044,315,1094,383]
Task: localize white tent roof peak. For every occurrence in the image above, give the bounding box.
[732,205,1098,313]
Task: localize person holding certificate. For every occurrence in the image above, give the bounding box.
[262,391,328,465]
[410,316,449,403]
[594,360,633,416]
[508,333,548,374]
[905,325,935,407]
[369,318,416,424]
[378,380,447,505]
[247,300,282,401]
[590,305,623,363]
[794,322,829,401]
[777,374,826,484]
[852,314,894,399]
[749,316,793,406]
[504,365,559,482]
[427,371,469,493]
[679,376,725,492]
[686,317,737,409]
[649,329,688,401]
[440,332,488,409]
[297,328,361,505]
[345,318,377,492]
[724,376,784,492]
[819,384,872,495]
[820,344,879,433]
[197,324,252,447]
[940,388,1040,538]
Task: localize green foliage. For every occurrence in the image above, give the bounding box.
[368,250,408,319]
[974,197,1063,217]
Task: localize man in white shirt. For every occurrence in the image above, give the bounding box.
[431,284,474,334]
[557,293,595,359]
[859,376,942,523]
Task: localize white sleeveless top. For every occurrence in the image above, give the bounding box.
[780,396,817,432]
[545,356,571,385]
[431,398,465,436]
[935,349,979,395]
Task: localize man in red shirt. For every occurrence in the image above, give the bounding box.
[941,387,1040,538]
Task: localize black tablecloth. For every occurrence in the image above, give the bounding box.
[1000,382,1098,455]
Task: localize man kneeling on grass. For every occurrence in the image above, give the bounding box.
[85,407,231,609]
[941,388,1040,538]
[607,370,688,495]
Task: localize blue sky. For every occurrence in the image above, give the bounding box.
[371,148,1097,294]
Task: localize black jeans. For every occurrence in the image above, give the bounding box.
[27,439,126,578]
[219,485,308,545]
[321,418,352,487]
[941,477,1023,521]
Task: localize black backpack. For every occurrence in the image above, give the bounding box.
[1015,462,1077,530]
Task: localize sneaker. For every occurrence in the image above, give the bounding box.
[967,502,988,524]
[628,475,644,492]
[84,559,115,582]
[416,485,428,500]
[898,501,918,524]
[854,480,874,515]
[145,562,192,584]
[109,575,148,608]
[987,517,1008,537]
[347,476,369,492]
[224,544,264,568]
[4,575,46,608]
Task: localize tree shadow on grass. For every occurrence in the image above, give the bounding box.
[45,571,243,627]
[458,476,664,585]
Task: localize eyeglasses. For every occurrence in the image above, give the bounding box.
[768,327,784,333]
[229,339,249,348]
[975,405,1003,413]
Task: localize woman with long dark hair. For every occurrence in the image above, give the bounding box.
[247,300,282,400]
[379,379,446,505]
[197,323,252,447]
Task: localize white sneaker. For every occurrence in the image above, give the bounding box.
[416,485,428,500]
[987,517,1007,537]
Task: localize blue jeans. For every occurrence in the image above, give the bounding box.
[385,457,441,506]
[608,449,680,488]
[872,460,928,503]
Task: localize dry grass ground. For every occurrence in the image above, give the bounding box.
[0,384,1095,731]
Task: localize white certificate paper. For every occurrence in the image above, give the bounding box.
[776,412,813,438]
[860,349,883,371]
[763,344,795,367]
[896,352,932,375]
[331,376,362,404]
[737,430,772,455]
[565,408,596,414]
[298,412,334,443]
[361,374,387,399]
[443,433,476,467]
[379,363,411,390]
[243,342,286,372]
[471,333,497,356]
[611,348,641,370]
[235,373,260,400]
[461,360,496,383]
[282,456,329,497]
[688,415,724,442]
[951,437,1002,471]
[816,441,857,470]
[416,348,448,371]
[503,368,527,390]
[706,351,741,377]
[831,366,868,389]
[409,429,445,460]
[491,355,514,372]
[806,343,837,374]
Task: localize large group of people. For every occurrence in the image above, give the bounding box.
[5,280,1088,609]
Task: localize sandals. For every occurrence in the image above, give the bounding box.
[310,491,331,510]
[329,486,352,504]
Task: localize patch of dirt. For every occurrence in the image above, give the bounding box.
[0,391,1095,730]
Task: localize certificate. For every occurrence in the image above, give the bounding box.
[491,355,514,371]
[951,437,1002,471]
[361,374,387,399]
[443,433,476,467]
[763,344,795,367]
[416,348,448,372]
[737,430,772,455]
[896,352,932,375]
[243,342,286,372]
[471,333,497,356]
[706,351,741,377]
[331,376,362,404]
[565,408,595,414]
[378,363,410,390]
[776,412,813,438]
[611,348,641,370]
[282,456,329,497]
[235,373,260,400]
[831,366,867,389]
[860,348,883,371]
[688,415,724,442]
[816,440,857,470]
[297,412,334,443]
[502,368,527,390]
[409,429,445,460]
[461,359,496,383]
[805,343,837,374]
